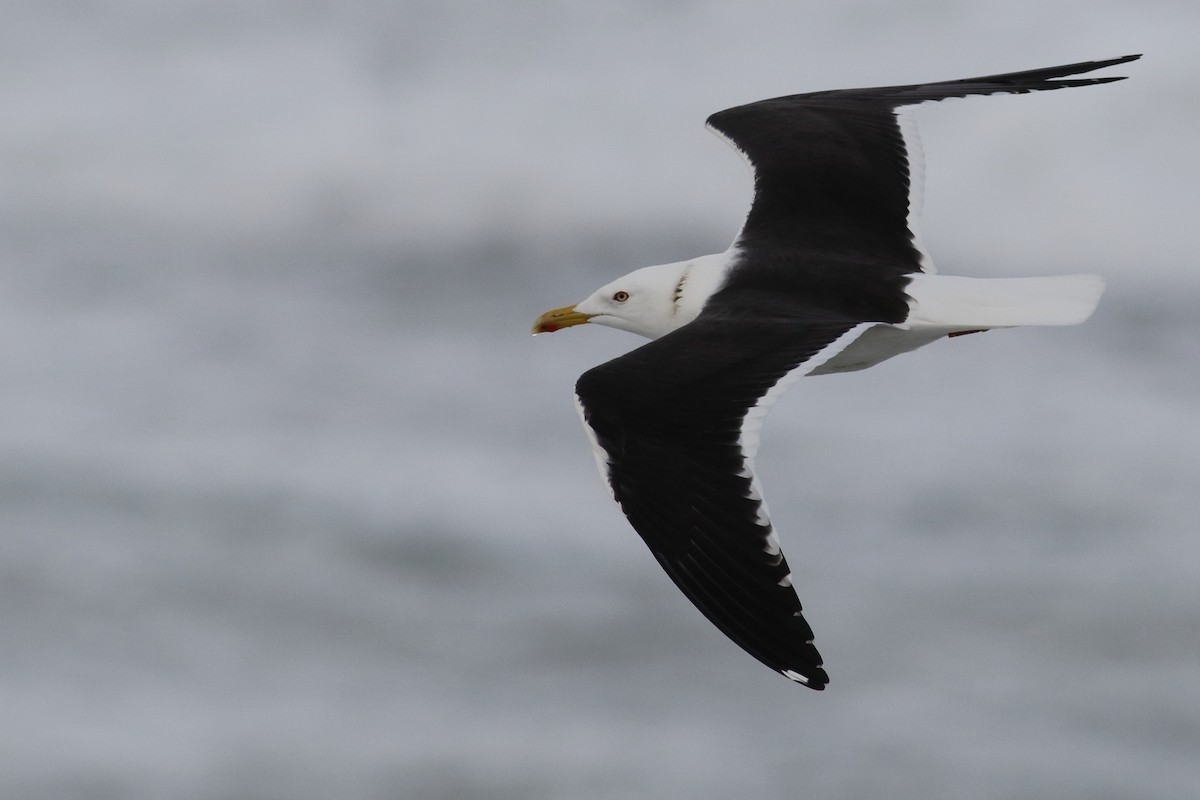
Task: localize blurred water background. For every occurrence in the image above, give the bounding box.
[2,1,1198,798]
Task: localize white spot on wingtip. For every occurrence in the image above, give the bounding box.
[781,669,809,684]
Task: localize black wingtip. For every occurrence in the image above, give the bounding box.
[1070,53,1142,72]
[1104,53,1143,66]
[782,666,829,690]
[946,53,1143,93]
[868,53,1145,106]
[1007,52,1141,77]
[1051,53,1143,83]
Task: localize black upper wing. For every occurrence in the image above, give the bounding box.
[567,55,1140,688]
[574,309,863,688]
[706,54,1140,266]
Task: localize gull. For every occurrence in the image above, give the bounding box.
[532,55,1137,688]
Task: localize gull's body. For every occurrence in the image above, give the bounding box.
[533,56,1137,689]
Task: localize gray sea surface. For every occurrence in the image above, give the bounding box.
[3,2,1198,798]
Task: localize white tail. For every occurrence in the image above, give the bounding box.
[808,272,1105,376]
[905,273,1106,330]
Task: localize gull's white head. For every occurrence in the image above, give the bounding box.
[532,254,729,340]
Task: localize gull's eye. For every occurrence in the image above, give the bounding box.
[612,291,630,302]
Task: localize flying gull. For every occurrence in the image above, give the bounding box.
[532,55,1138,689]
